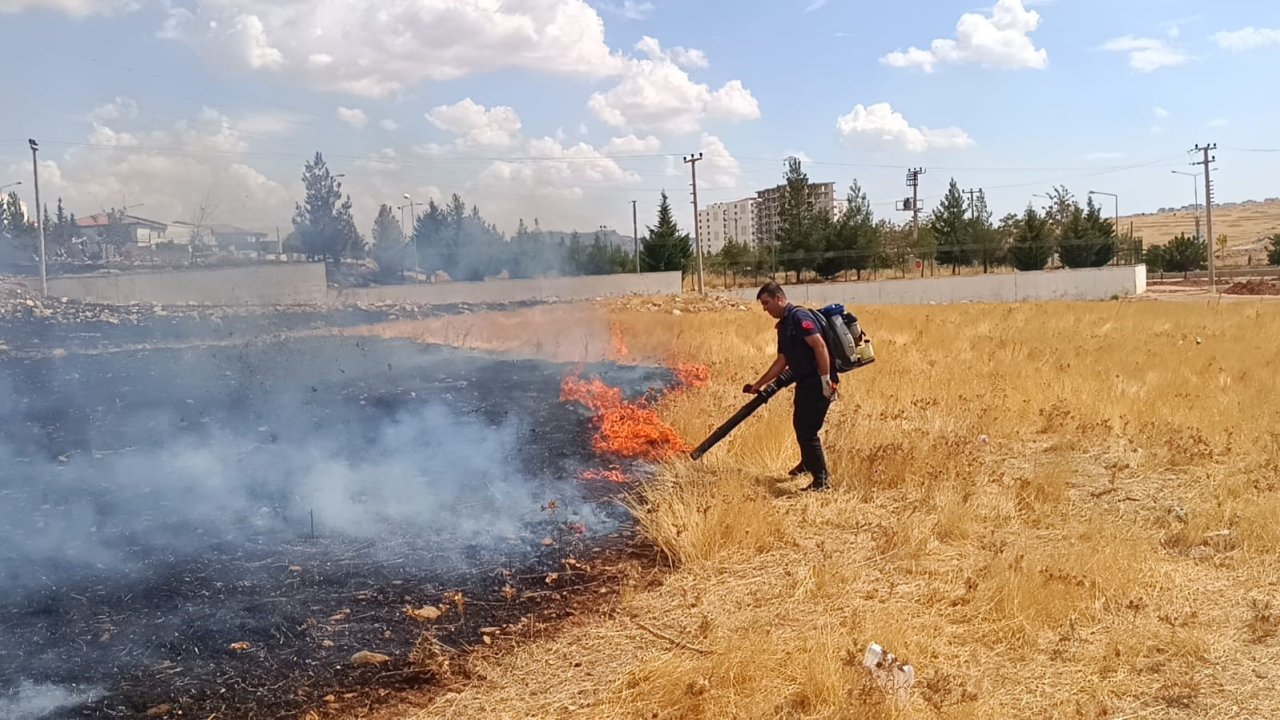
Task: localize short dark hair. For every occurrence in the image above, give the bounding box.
[757,281,786,300]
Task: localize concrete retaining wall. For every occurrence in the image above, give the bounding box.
[720,265,1146,306]
[329,271,683,305]
[45,263,329,305]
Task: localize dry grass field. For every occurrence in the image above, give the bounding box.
[370,296,1280,720]
[1121,200,1280,264]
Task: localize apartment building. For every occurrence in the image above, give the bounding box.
[695,197,758,255]
[753,182,838,246]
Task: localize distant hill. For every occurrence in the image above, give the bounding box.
[1120,198,1280,264]
[539,229,638,251]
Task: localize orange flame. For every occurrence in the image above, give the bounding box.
[561,367,690,462]
[674,362,710,389]
[579,467,629,484]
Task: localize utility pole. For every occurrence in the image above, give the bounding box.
[29,139,47,296]
[964,188,979,220]
[631,199,640,273]
[898,168,925,277]
[276,225,282,255]
[1190,144,1217,290]
[1171,170,1201,243]
[684,152,705,294]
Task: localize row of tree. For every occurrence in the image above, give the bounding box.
[733,157,1123,280]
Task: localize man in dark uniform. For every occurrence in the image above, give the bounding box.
[746,281,837,492]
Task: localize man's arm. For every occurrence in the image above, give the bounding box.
[748,353,788,393]
[804,333,832,380]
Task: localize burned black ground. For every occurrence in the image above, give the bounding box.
[0,323,672,719]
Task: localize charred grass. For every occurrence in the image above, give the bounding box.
[380,297,1280,719]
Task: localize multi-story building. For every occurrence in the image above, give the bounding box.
[696,197,758,255]
[753,181,838,246]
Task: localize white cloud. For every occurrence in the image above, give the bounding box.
[426,99,523,148]
[161,0,625,98]
[599,0,653,20]
[13,106,292,231]
[804,0,829,13]
[1211,27,1280,52]
[235,111,301,136]
[695,134,740,190]
[336,106,369,129]
[603,134,662,155]
[0,0,138,17]
[90,96,139,123]
[881,0,1048,72]
[1153,106,1169,119]
[1206,118,1229,128]
[589,36,758,134]
[835,103,974,152]
[1101,36,1190,72]
[379,119,399,131]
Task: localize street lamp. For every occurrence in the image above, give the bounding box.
[1171,170,1202,242]
[29,139,47,296]
[0,181,22,192]
[1087,190,1120,238]
[402,193,422,279]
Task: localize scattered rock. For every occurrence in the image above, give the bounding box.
[228,642,252,652]
[350,651,392,666]
[145,704,172,717]
[406,605,442,622]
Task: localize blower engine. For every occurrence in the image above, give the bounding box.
[689,303,875,461]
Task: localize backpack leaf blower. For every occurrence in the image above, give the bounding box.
[689,304,875,461]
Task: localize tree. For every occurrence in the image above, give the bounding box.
[818,179,879,280]
[640,191,692,273]
[292,151,364,263]
[932,179,972,273]
[1083,196,1117,267]
[1160,233,1208,275]
[1008,206,1054,271]
[776,156,821,277]
[370,203,409,278]
[968,189,1003,273]
[1044,185,1076,239]
[1059,196,1118,268]
[1267,233,1280,266]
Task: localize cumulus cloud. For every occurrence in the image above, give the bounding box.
[380,119,399,131]
[836,103,974,152]
[9,104,292,231]
[881,0,1048,72]
[694,134,740,190]
[1153,106,1169,119]
[160,0,624,98]
[589,36,759,134]
[599,0,653,20]
[1211,27,1280,52]
[1101,36,1190,72]
[336,106,369,128]
[426,99,523,148]
[603,134,662,155]
[89,97,139,122]
[0,0,139,17]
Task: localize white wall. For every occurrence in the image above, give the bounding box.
[46,263,328,305]
[720,265,1146,306]
[331,271,683,305]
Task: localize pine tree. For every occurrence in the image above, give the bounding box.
[932,179,972,273]
[1008,206,1054,271]
[292,151,362,263]
[969,190,1003,272]
[1084,196,1117,267]
[776,156,820,276]
[818,179,879,280]
[1267,233,1280,266]
[1160,233,1207,275]
[640,191,692,273]
[370,203,408,277]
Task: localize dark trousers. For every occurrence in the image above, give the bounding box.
[793,377,831,484]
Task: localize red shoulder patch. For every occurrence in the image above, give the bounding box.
[801,320,815,331]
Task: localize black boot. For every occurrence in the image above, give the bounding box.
[787,461,808,477]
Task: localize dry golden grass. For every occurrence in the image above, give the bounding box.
[376,296,1280,720]
[1122,199,1280,264]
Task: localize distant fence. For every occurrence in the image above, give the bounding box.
[36,263,683,306]
[719,265,1147,306]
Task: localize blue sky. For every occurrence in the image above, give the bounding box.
[1,0,1277,240]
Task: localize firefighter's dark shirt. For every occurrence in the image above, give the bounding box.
[776,304,825,381]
